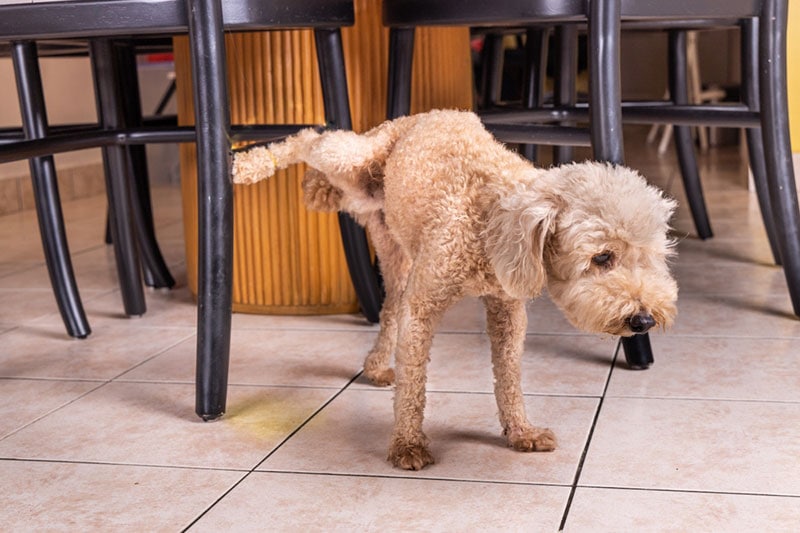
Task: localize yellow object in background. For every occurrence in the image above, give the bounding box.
[789,0,799,152]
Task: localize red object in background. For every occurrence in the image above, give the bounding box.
[470,36,483,53]
[143,53,174,63]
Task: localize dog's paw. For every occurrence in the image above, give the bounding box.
[388,440,435,470]
[506,426,557,452]
[302,169,342,212]
[363,366,395,387]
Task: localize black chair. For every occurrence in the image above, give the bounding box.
[381,0,800,369]
[0,0,373,421]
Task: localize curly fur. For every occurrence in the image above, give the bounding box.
[233,109,678,470]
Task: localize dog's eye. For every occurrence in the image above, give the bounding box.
[591,252,614,268]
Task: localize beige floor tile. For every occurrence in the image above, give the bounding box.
[0,288,107,325]
[38,285,201,329]
[352,332,617,396]
[231,309,375,332]
[122,328,373,387]
[0,382,337,470]
[564,487,800,532]
[0,246,136,292]
[607,335,800,402]
[0,460,241,531]
[672,262,788,296]
[261,388,597,485]
[673,233,776,267]
[0,324,192,380]
[0,378,100,439]
[580,397,800,495]
[668,292,800,338]
[192,472,570,532]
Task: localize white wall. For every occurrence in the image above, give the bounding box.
[0,55,102,180]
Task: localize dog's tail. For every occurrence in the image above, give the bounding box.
[232,127,321,186]
[232,116,415,215]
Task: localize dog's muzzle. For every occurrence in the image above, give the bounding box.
[626,313,656,334]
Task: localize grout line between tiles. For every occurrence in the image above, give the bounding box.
[0,456,248,474]
[181,370,364,532]
[574,483,800,500]
[252,468,573,489]
[558,339,620,531]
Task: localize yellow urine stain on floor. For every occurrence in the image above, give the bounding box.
[223,391,326,441]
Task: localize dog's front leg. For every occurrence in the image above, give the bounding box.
[388,280,454,470]
[483,295,556,453]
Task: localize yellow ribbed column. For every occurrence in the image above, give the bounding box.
[788,0,799,153]
[175,0,472,315]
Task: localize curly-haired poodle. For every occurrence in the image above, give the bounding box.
[233,109,678,470]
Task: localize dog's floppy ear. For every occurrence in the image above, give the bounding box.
[484,190,561,300]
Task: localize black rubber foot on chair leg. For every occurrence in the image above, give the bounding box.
[621,334,654,370]
[199,412,225,422]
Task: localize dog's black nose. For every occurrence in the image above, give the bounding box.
[627,313,656,333]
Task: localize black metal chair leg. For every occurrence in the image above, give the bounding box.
[479,32,504,109]
[760,0,800,316]
[669,30,713,240]
[116,41,175,289]
[553,25,578,165]
[187,0,233,421]
[314,28,383,324]
[520,27,550,161]
[11,41,91,339]
[90,39,146,316]
[742,18,782,265]
[387,27,416,119]
[590,0,653,368]
[521,27,548,162]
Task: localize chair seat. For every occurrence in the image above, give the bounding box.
[384,0,762,27]
[0,0,354,40]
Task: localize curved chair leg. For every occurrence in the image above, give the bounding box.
[315,28,383,324]
[669,30,713,240]
[741,18,782,264]
[590,0,654,368]
[12,41,91,339]
[760,0,800,316]
[90,39,146,316]
[387,27,416,120]
[116,41,175,289]
[521,27,548,162]
[187,0,233,420]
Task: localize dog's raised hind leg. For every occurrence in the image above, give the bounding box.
[362,219,410,386]
[483,295,556,452]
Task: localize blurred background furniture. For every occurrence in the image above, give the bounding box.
[0,0,366,421]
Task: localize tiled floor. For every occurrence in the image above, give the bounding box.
[1,133,800,531]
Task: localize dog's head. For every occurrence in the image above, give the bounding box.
[485,161,677,336]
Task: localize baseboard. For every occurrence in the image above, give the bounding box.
[0,162,105,217]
